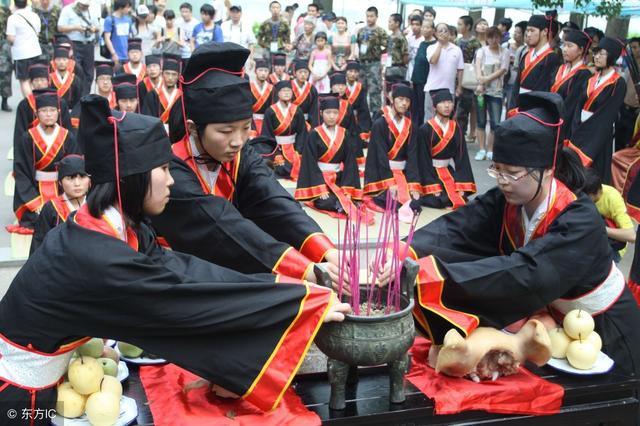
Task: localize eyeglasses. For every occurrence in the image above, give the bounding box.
[486,166,530,182]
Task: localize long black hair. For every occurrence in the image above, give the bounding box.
[86,170,151,225]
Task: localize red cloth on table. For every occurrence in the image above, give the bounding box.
[139,364,321,426]
[406,336,564,416]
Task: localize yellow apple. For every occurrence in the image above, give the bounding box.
[100,376,123,399]
[56,382,86,418]
[548,327,572,359]
[585,330,603,352]
[68,356,104,395]
[85,391,120,426]
[566,339,598,370]
[562,309,595,340]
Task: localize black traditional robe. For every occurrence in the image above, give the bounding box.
[295,125,362,214]
[13,95,72,158]
[49,70,83,110]
[141,86,185,143]
[260,102,308,179]
[335,97,365,167]
[509,45,561,110]
[268,72,290,85]
[407,117,476,209]
[13,125,80,228]
[402,179,640,376]
[137,76,163,111]
[364,106,417,208]
[150,136,335,280]
[345,81,372,141]
[291,80,319,127]
[550,63,592,139]
[567,70,626,183]
[250,80,274,136]
[0,204,333,424]
[68,92,117,140]
[29,194,77,255]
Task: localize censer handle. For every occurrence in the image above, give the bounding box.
[401,258,419,302]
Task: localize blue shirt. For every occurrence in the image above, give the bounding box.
[104,14,133,60]
[192,23,223,48]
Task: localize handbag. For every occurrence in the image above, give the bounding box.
[152,40,181,56]
[461,62,478,90]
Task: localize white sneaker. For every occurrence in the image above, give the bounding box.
[486,151,493,161]
[474,150,486,161]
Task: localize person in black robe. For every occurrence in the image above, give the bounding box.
[268,53,290,84]
[260,79,308,180]
[13,62,72,155]
[249,59,274,137]
[68,61,116,137]
[382,91,640,378]
[508,15,561,111]
[567,37,627,183]
[29,154,89,255]
[295,96,362,216]
[49,45,83,110]
[551,29,593,138]
[407,89,475,209]
[12,89,80,231]
[138,54,163,111]
[0,94,350,425]
[291,59,319,127]
[119,38,146,83]
[345,61,372,143]
[142,53,184,142]
[112,73,140,113]
[364,82,416,210]
[150,42,342,287]
[329,72,366,170]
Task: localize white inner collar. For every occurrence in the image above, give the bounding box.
[521,178,557,245]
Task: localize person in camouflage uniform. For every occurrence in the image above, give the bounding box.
[356,6,389,114]
[34,0,61,61]
[384,13,408,102]
[0,5,12,112]
[256,1,290,62]
[455,15,483,139]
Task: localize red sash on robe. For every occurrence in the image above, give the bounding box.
[382,107,411,203]
[583,71,621,112]
[268,72,290,85]
[550,63,589,93]
[31,126,68,205]
[520,46,554,85]
[272,104,301,180]
[172,135,239,201]
[405,336,564,416]
[346,82,362,105]
[26,94,39,127]
[124,62,147,82]
[50,71,74,99]
[108,91,117,109]
[428,118,465,209]
[292,81,312,107]
[158,87,182,124]
[251,81,273,134]
[50,195,72,223]
[74,204,139,251]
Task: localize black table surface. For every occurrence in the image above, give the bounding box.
[122,362,640,426]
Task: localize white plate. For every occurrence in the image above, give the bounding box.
[105,339,117,347]
[51,395,138,426]
[117,361,129,382]
[546,351,614,375]
[115,344,167,365]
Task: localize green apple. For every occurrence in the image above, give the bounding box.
[117,341,143,358]
[68,356,104,395]
[98,358,118,377]
[101,346,120,364]
[77,338,104,358]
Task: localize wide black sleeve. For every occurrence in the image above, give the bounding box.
[363,119,393,193]
[293,108,308,153]
[12,133,39,218]
[141,90,160,117]
[137,81,148,111]
[150,155,312,276]
[294,130,326,199]
[29,201,59,256]
[260,108,277,138]
[307,87,320,128]
[406,124,438,191]
[354,92,372,134]
[68,78,83,109]
[13,101,31,158]
[339,131,362,194]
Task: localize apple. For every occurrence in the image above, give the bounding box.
[68,356,104,395]
[100,376,123,399]
[566,339,599,370]
[85,391,120,426]
[585,330,603,352]
[548,328,572,359]
[117,341,143,358]
[101,346,120,364]
[98,358,118,377]
[56,382,86,418]
[77,338,104,358]
[562,309,595,340]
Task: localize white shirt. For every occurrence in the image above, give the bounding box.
[425,42,464,94]
[103,206,127,242]
[176,17,200,58]
[406,32,424,80]
[531,43,550,60]
[37,124,60,149]
[189,134,220,191]
[522,179,557,245]
[220,20,256,48]
[6,8,42,60]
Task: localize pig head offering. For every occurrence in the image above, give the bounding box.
[433,319,552,382]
